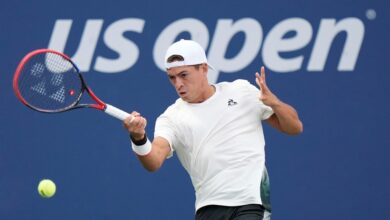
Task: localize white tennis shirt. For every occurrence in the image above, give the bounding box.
[154,79,273,211]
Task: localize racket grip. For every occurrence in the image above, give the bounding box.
[104,104,132,121]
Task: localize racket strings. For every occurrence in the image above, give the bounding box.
[17,52,83,112]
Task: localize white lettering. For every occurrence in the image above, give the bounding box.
[208,18,262,83]
[153,18,210,71]
[95,18,145,73]
[48,19,103,71]
[308,18,365,71]
[262,18,312,72]
[48,20,73,52]
[48,17,365,76]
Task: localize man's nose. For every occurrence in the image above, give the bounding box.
[175,78,183,89]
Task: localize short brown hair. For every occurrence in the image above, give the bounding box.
[167,55,201,70]
[167,55,184,63]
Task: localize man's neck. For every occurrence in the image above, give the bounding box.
[191,84,216,103]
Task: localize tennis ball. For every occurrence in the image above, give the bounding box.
[38,179,56,198]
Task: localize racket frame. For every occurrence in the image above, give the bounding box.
[13,49,106,113]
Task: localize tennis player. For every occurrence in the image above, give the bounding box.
[124,39,303,219]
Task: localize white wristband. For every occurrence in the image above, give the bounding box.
[131,139,152,156]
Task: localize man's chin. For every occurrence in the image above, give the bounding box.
[179,94,190,102]
[180,96,189,102]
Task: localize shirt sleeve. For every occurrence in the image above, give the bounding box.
[235,79,274,120]
[154,114,175,159]
[260,104,274,120]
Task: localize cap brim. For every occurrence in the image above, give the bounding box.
[208,63,215,71]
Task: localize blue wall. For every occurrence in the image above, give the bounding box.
[1,0,389,219]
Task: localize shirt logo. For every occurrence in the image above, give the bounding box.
[228,99,238,106]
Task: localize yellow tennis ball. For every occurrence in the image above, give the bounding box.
[38,179,56,198]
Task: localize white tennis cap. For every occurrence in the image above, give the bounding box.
[164,39,214,70]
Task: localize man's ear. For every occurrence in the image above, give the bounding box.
[201,63,208,74]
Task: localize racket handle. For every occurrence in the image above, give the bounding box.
[104,104,132,121]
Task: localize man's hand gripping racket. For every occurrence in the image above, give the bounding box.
[13,49,134,122]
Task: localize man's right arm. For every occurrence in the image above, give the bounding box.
[134,136,172,172]
[123,112,172,172]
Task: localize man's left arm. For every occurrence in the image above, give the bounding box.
[255,66,303,135]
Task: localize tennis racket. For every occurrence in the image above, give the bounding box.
[13,49,132,121]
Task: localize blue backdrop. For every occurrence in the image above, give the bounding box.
[1,0,389,219]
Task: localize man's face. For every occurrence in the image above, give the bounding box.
[166,64,208,103]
